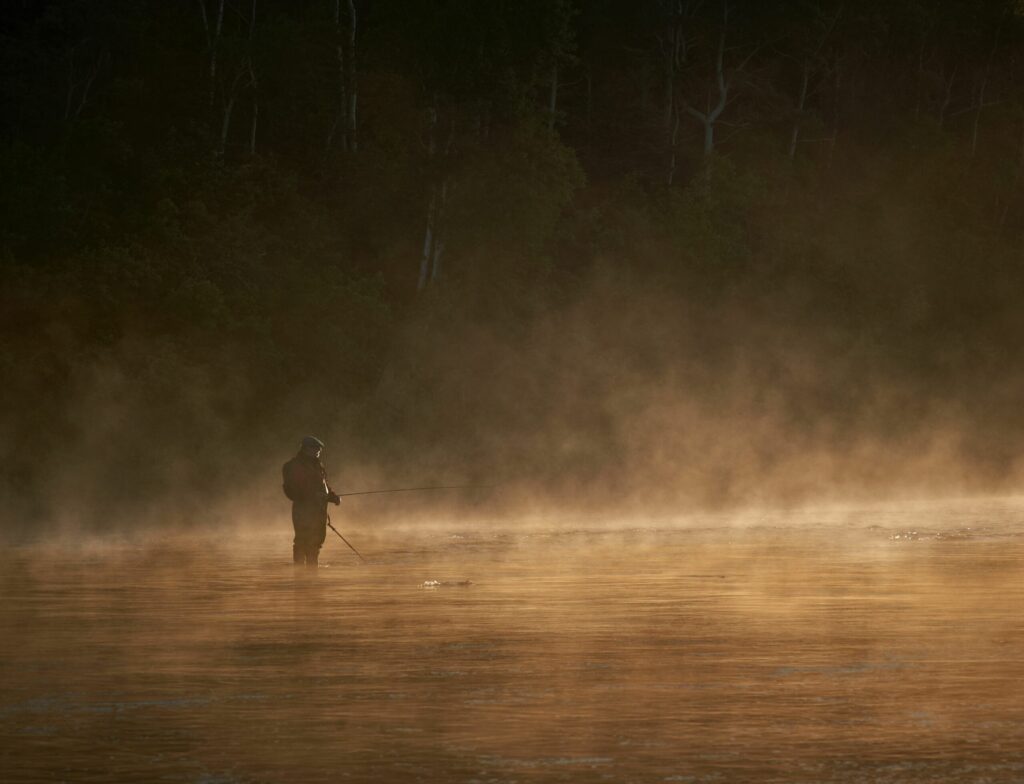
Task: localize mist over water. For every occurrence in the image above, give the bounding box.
[20,262,1024,544]
[7,2,1024,536]
[3,501,1023,783]
[5,2,1024,780]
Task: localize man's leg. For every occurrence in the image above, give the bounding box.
[304,544,319,568]
[308,521,326,568]
[292,509,306,565]
[293,522,306,565]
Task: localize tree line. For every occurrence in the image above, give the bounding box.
[3,0,1024,532]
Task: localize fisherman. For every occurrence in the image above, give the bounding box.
[282,436,341,567]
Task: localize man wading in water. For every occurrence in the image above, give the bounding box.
[282,436,341,567]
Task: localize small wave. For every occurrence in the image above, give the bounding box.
[889,526,1021,542]
[421,579,473,588]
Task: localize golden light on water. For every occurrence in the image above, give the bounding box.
[3,500,1023,782]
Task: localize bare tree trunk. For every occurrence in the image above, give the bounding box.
[826,130,838,171]
[418,106,439,291]
[326,0,358,153]
[64,45,105,123]
[661,2,685,180]
[418,187,437,291]
[788,61,810,160]
[970,31,999,160]
[938,65,956,128]
[211,0,224,105]
[662,24,676,141]
[326,0,347,152]
[970,73,988,160]
[683,2,729,158]
[416,111,455,291]
[64,48,76,121]
[585,65,593,131]
[703,117,715,156]
[914,38,927,121]
[247,0,258,156]
[418,181,448,290]
[217,68,246,158]
[998,116,1024,228]
[826,59,842,172]
[667,109,680,185]
[707,5,729,155]
[787,4,841,164]
[248,63,258,156]
[344,0,358,152]
[429,180,447,284]
[548,63,559,130]
[219,93,236,158]
[197,0,225,107]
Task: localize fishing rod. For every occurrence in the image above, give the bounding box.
[327,516,367,563]
[336,484,491,498]
[325,485,490,563]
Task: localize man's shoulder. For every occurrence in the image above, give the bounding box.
[284,455,319,474]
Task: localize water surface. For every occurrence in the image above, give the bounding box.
[2,501,1023,782]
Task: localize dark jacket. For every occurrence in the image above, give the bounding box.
[282,451,331,505]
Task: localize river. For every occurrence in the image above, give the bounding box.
[2,499,1023,782]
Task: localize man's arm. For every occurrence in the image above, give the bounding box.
[282,462,300,501]
[325,471,341,505]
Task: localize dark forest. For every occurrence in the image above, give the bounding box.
[4,0,1024,536]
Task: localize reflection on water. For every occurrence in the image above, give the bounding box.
[2,501,1024,782]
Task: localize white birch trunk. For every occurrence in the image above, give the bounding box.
[788,62,810,160]
[248,0,257,156]
[64,50,75,121]
[418,190,436,291]
[326,0,346,152]
[344,0,358,152]
[683,2,729,159]
[417,183,447,291]
[418,106,440,291]
[326,0,357,153]
[219,93,235,158]
[248,65,258,156]
[998,118,1024,227]
[667,110,680,186]
[585,66,593,130]
[430,181,448,284]
[661,4,685,181]
[826,60,842,172]
[938,66,956,128]
[217,68,246,158]
[548,63,559,130]
[970,74,987,160]
[64,46,103,123]
[914,40,926,121]
[197,0,225,107]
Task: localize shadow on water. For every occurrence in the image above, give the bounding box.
[2,500,1024,782]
